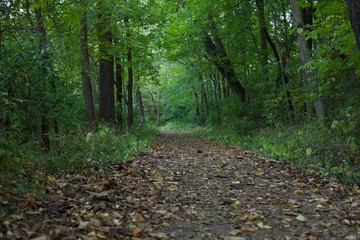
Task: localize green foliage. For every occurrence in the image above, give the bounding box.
[176,118,360,185]
[0,125,158,194]
[85,125,157,162]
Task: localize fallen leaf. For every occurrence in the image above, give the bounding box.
[228,212,237,217]
[32,235,49,240]
[234,200,241,206]
[296,214,306,222]
[48,175,56,182]
[256,222,264,229]
[162,222,170,227]
[311,188,319,193]
[229,229,241,236]
[248,212,261,221]
[150,232,169,239]
[293,189,304,195]
[132,226,142,236]
[132,214,145,223]
[240,226,256,233]
[255,171,264,176]
[170,206,180,213]
[78,220,89,230]
[154,171,164,184]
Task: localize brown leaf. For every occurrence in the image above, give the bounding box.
[248,212,261,221]
[154,171,164,184]
[150,232,169,239]
[32,235,49,240]
[240,226,256,233]
[132,214,145,223]
[78,220,89,230]
[132,226,142,236]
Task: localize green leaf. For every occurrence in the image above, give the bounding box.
[306,148,312,156]
[297,28,304,34]
[296,214,306,222]
[331,120,339,129]
[349,143,356,153]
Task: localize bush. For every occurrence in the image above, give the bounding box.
[167,118,360,186]
[0,124,159,194]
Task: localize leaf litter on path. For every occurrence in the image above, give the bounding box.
[1,131,360,239]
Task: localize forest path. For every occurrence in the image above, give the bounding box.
[2,131,360,239]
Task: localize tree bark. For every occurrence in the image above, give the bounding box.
[290,0,325,117]
[148,89,160,126]
[115,59,124,129]
[199,74,209,116]
[203,21,246,101]
[204,34,246,101]
[192,87,201,124]
[346,0,360,50]
[136,83,145,124]
[34,0,50,152]
[126,45,134,127]
[124,16,134,128]
[211,74,221,123]
[80,0,96,123]
[255,0,269,83]
[156,91,161,127]
[97,2,115,122]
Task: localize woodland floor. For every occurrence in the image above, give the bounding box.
[1,130,360,239]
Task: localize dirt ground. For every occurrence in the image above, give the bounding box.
[1,131,360,239]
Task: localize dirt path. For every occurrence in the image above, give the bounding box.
[1,131,360,239]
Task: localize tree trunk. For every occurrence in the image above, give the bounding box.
[199,74,209,116]
[99,46,115,122]
[136,83,145,124]
[34,1,50,152]
[126,45,134,127]
[97,3,115,122]
[290,0,325,117]
[80,0,96,123]
[211,74,221,123]
[192,86,201,125]
[41,115,50,152]
[115,59,124,129]
[124,16,134,128]
[0,19,2,55]
[203,21,246,101]
[255,0,269,83]
[148,89,160,126]
[156,91,161,127]
[346,0,360,50]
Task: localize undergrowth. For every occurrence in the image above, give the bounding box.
[0,125,158,196]
[163,120,360,186]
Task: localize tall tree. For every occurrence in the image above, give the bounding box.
[116,58,124,129]
[255,0,269,83]
[34,0,51,152]
[97,1,115,122]
[136,83,145,124]
[80,0,96,123]
[346,0,360,50]
[203,21,246,102]
[290,0,325,117]
[125,16,134,127]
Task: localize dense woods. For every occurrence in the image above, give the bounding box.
[1,0,360,188]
